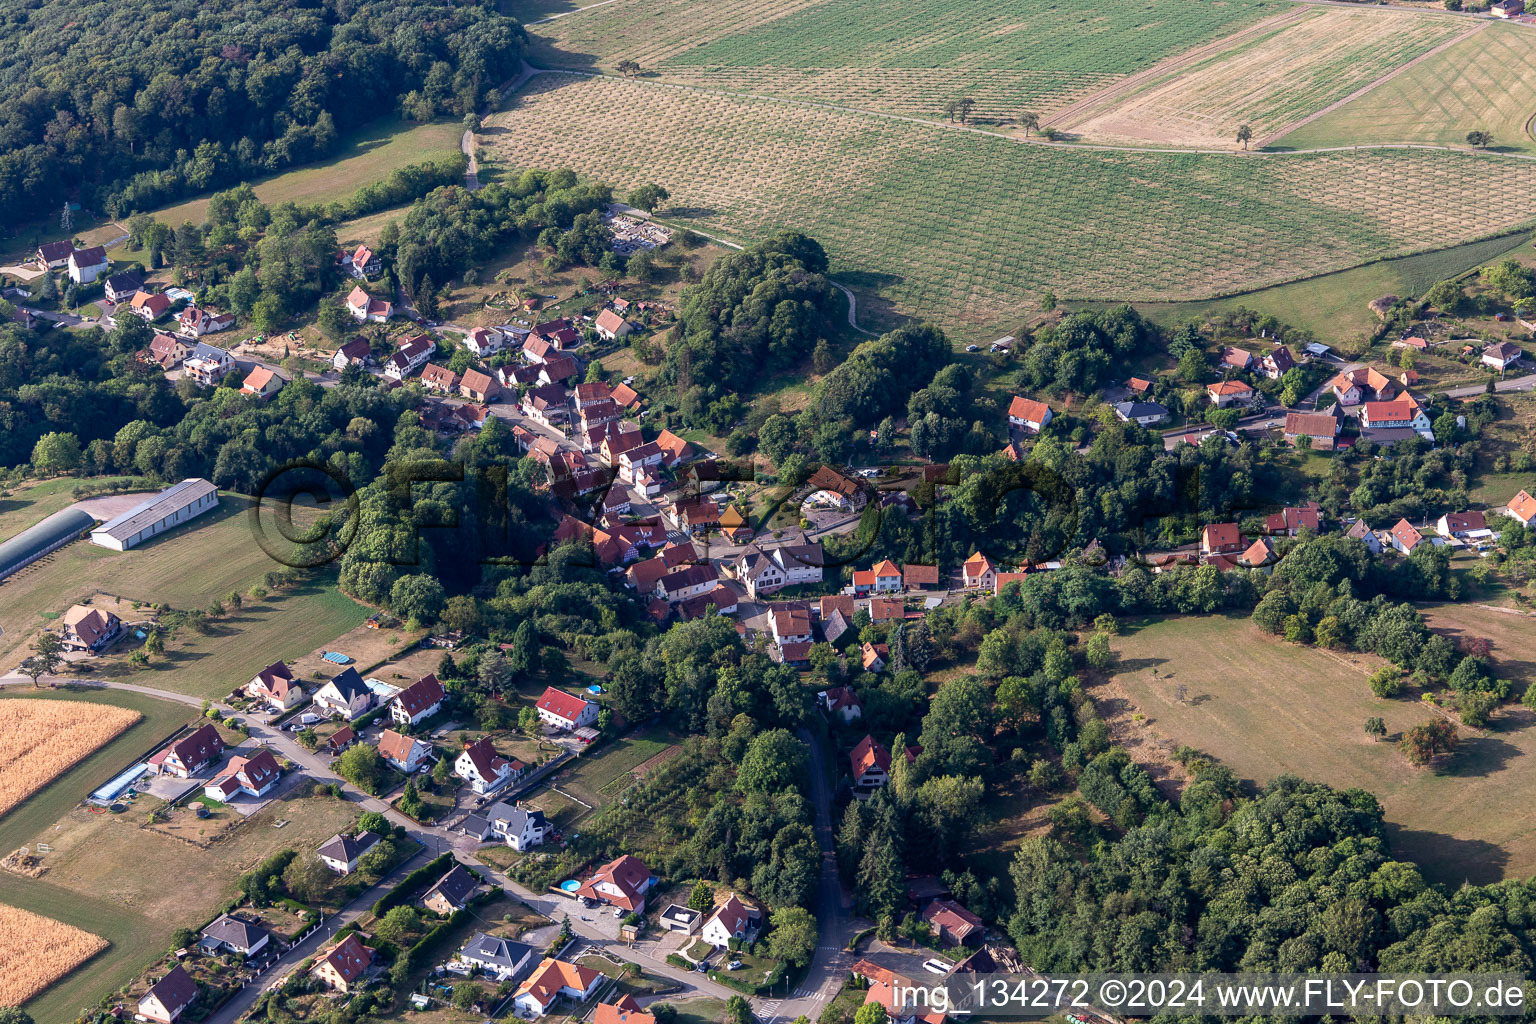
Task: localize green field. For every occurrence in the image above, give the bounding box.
[145,117,462,227]
[528,0,1279,121]
[0,494,369,695]
[1135,230,1532,340]
[550,728,677,808]
[493,73,1536,326]
[0,478,131,540]
[1277,24,1536,155]
[1106,614,1536,886]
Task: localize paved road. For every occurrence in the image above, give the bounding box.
[1,675,790,1020]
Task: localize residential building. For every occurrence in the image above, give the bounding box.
[391,673,446,726]
[488,802,550,851]
[460,933,536,981]
[532,317,582,349]
[1259,345,1294,380]
[36,240,74,269]
[771,606,813,646]
[346,244,381,279]
[1007,396,1053,433]
[248,661,302,710]
[514,958,603,1017]
[104,269,144,303]
[1239,536,1277,569]
[326,726,357,756]
[523,383,572,427]
[594,308,633,340]
[149,723,224,778]
[138,966,199,1024]
[346,286,393,322]
[203,749,282,801]
[177,306,236,338]
[421,363,459,394]
[539,354,580,385]
[903,564,940,590]
[1360,399,1432,435]
[1483,341,1524,371]
[1264,505,1322,536]
[143,332,192,369]
[595,997,655,1024]
[861,641,888,672]
[199,914,270,958]
[377,729,433,773]
[422,864,479,914]
[464,326,506,358]
[1389,518,1426,555]
[731,539,825,598]
[460,368,499,403]
[700,894,761,949]
[657,563,720,604]
[612,382,640,410]
[536,686,599,730]
[1493,0,1524,16]
[59,604,123,652]
[1283,410,1343,449]
[67,245,109,284]
[1219,346,1254,371]
[852,558,904,595]
[1346,519,1383,554]
[455,737,521,795]
[311,933,374,992]
[575,854,655,911]
[1508,489,1536,527]
[808,465,861,501]
[820,686,863,723]
[1113,401,1169,426]
[240,366,284,399]
[317,831,381,874]
[850,735,891,792]
[1328,366,1395,406]
[655,429,696,467]
[130,290,172,321]
[332,337,372,370]
[384,335,435,380]
[922,899,984,946]
[1206,380,1254,408]
[180,341,234,387]
[1201,523,1244,557]
[1437,510,1488,539]
[962,551,995,589]
[312,667,374,720]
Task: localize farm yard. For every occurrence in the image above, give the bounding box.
[0,904,109,1007]
[1277,24,1536,155]
[0,700,141,819]
[526,0,1281,122]
[491,73,1536,326]
[1061,8,1470,149]
[1104,615,1536,887]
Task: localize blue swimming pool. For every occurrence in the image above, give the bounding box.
[560,879,580,892]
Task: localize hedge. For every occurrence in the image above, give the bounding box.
[371,852,455,917]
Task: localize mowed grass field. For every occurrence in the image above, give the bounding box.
[0,494,369,696]
[493,73,1536,324]
[525,0,1280,122]
[146,117,462,227]
[1106,615,1536,886]
[1277,24,1536,154]
[1066,8,1468,148]
[551,727,678,808]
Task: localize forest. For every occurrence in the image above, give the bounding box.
[0,0,524,225]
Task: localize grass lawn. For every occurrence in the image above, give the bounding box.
[0,477,137,543]
[0,494,369,693]
[146,118,462,227]
[1277,23,1536,155]
[1103,613,1536,886]
[1135,230,1531,342]
[552,728,678,808]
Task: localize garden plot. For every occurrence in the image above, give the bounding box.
[493,74,1536,323]
[1066,8,1468,148]
[530,0,1279,121]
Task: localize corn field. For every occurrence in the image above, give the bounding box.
[0,904,109,1006]
[0,699,141,819]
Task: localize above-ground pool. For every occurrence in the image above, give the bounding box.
[559,879,580,892]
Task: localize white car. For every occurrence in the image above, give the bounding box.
[922,959,950,976]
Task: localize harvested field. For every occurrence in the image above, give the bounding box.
[0,903,108,1006]
[1278,24,1536,155]
[0,700,141,819]
[1064,8,1467,148]
[493,73,1536,322]
[528,0,1279,122]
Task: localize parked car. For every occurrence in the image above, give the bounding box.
[728,961,743,971]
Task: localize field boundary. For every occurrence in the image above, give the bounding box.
[1262,21,1489,148]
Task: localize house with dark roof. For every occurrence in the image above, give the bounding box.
[248,661,303,710]
[138,965,199,1023]
[67,245,109,284]
[104,269,145,304]
[391,673,446,726]
[332,336,373,370]
[460,932,536,981]
[130,289,172,321]
[422,864,480,914]
[488,802,551,851]
[203,748,282,801]
[313,667,373,720]
[575,854,655,911]
[199,914,270,957]
[150,723,225,778]
[455,737,521,795]
[1113,400,1169,426]
[1436,510,1488,539]
[318,830,381,874]
[36,240,74,269]
[701,893,762,948]
[922,898,984,946]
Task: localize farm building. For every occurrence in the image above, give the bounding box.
[0,506,95,581]
[89,478,218,551]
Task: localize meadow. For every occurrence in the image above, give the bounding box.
[550,727,677,809]
[0,494,369,695]
[0,905,109,1007]
[0,700,142,819]
[1105,615,1536,886]
[528,0,1279,123]
[1277,24,1536,155]
[492,73,1536,327]
[1064,8,1468,148]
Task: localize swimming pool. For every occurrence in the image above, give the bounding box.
[560,879,580,892]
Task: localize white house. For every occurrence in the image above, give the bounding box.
[182,341,234,387]
[317,830,380,874]
[1483,341,1524,371]
[390,673,446,726]
[594,309,633,341]
[384,335,434,381]
[513,959,603,1017]
[1007,396,1053,434]
[312,668,374,720]
[464,326,505,358]
[177,306,236,338]
[701,894,762,949]
[67,246,109,285]
[377,729,433,773]
[487,802,551,851]
[535,686,599,731]
[1113,401,1169,426]
[203,749,282,801]
[455,737,521,795]
[346,285,393,322]
[459,933,535,981]
[137,966,199,1024]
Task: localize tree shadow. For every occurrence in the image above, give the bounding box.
[1383,824,1510,887]
[662,206,718,220]
[831,270,905,333]
[1114,656,1169,674]
[1442,733,1522,778]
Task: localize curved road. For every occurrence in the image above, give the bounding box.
[0,675,857,1024]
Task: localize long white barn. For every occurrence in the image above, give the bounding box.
[90,478,219,551]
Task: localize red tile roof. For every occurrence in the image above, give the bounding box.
[850,735,890,779]
[537,686,593,723]
[394,674,445,718]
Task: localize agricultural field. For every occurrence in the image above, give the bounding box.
[1104,615,1536,886]
[1062,8,1469,149]
[0,904,108,1007]
[0,494,369,694]
[0,700,141,819]
[526,0,1280,122]
[491,73,1536,327]
[1277,24,1536,155]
